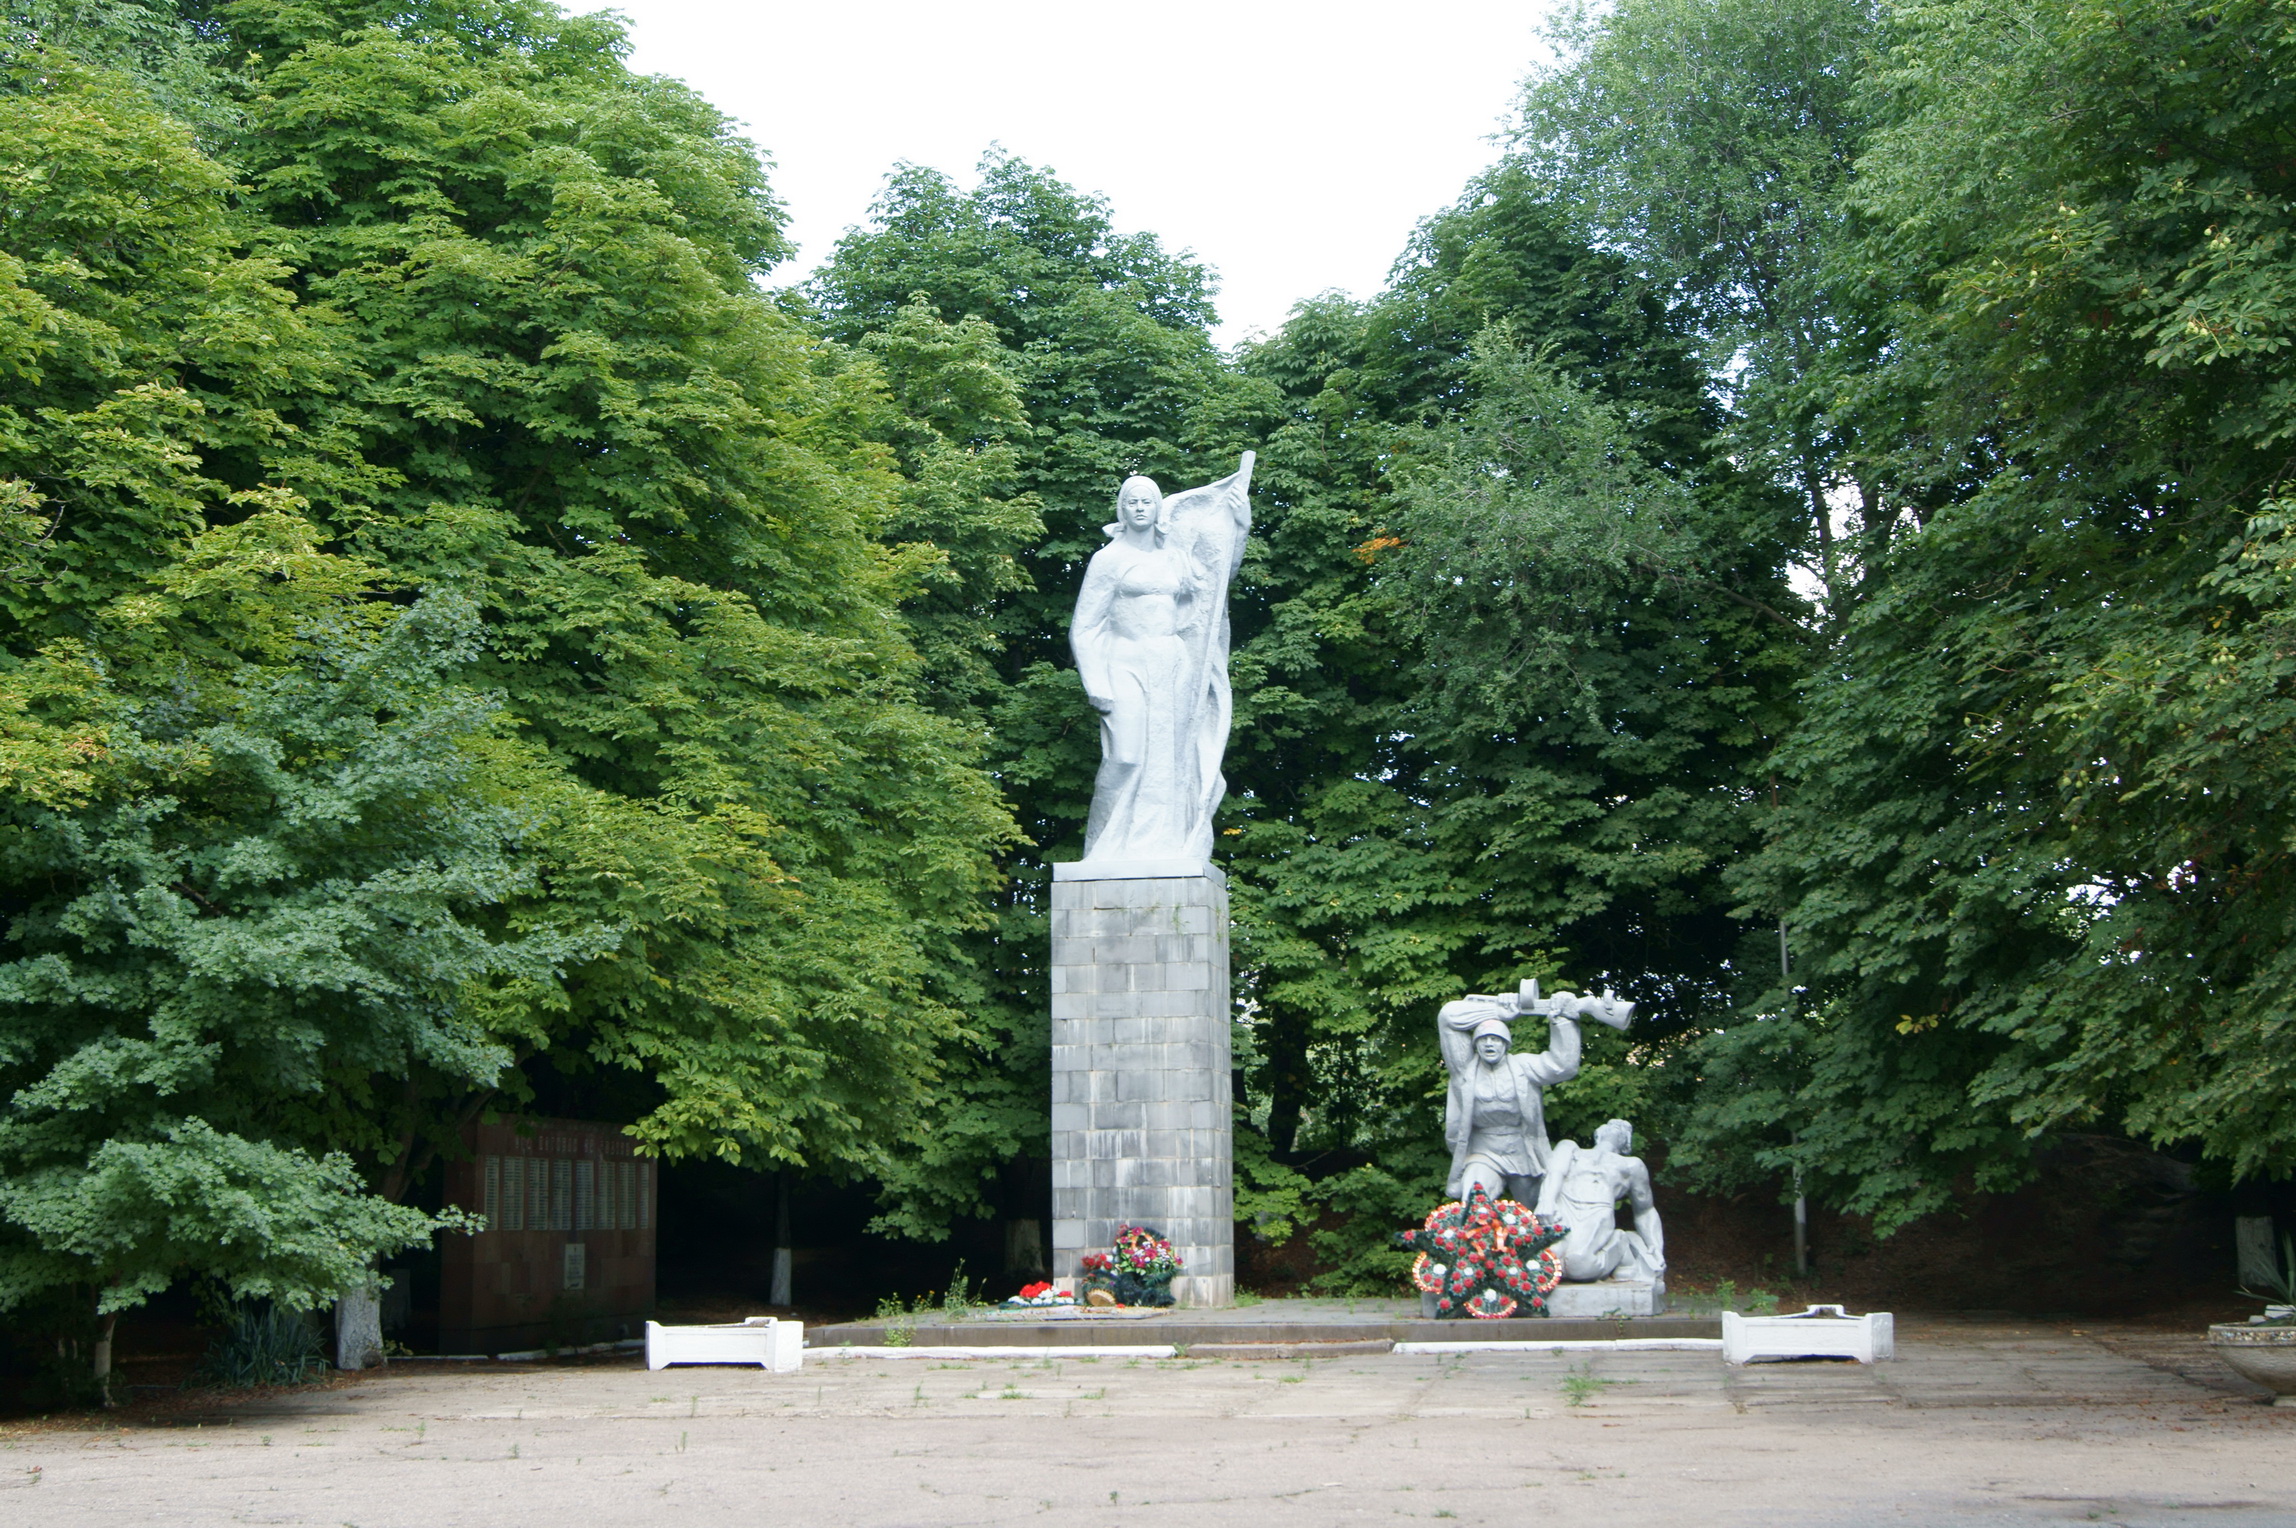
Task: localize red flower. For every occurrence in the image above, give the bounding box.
[1395,1185,1569,1322]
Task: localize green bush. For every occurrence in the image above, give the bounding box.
[194,1304,329,1389]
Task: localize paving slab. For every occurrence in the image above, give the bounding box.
[813,1295,1720,1348]
[812,1315,1721,1347]
[6,1317,2289,1528]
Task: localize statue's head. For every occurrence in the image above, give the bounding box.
[1596,1118,1633,1155]
[1471,1016,1512,1064]
[1113,475,1165,537]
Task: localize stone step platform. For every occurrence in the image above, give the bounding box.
[806,1314,1719,1349]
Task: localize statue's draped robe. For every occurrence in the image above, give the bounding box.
[1072,460,1251,864]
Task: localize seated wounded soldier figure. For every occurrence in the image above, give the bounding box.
[1536,1118,1666,1283]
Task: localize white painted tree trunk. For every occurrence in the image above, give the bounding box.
[335,1282,384,1370]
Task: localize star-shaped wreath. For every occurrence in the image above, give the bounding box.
[1396,1185,1568,1319]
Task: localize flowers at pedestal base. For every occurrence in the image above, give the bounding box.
[1002,1281,1076,1308]
[1397,1186,1567,1319]
[1079,1226,1184,1307]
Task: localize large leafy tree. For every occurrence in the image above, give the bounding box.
[0,565,602,1355]
[0,39,485,1363]
[182,0,1018,1181]
[0,34,332,634]
[0,0,1020,1356]
[1686,0,2296,1224]
[1514,0,1891,625]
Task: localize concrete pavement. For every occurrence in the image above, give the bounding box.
[6,1317,2290,1527]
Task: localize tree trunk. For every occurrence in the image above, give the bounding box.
[379,1087,495,1204]
[768,1171,793,1308]
[1265,1007,1310,1158]
[1803,453,1840,628]
[91,1309,116,1406]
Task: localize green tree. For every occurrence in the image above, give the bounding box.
[0,39,344,634]
[0,0,1023,1337]
[1217,165,1802,1285]
[4,0,241,147]
[851,295,1042,722]
[1515,0,1889,623]
[0,548,608,1384]
[1690,0,2296,1223]
[0,47,508,1376]
[182,0,1020,1185]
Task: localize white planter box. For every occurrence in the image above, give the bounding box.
[1722,1305,1893,1365]
[645,1317,803,1372]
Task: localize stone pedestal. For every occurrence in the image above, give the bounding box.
[1049,863,1233,1307]
[1418,1280,1666,1320]
[1545,1279,1666,1318]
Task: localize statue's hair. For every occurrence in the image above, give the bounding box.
[1598,1118,1634,1152]
[1109,474,1168,539]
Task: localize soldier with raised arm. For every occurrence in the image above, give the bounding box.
[1437,979,1633,1204]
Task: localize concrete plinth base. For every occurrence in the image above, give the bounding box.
[1420,1279,1666,1319]
[1050,866,1233,1308]
[1546,1279,1665,1318]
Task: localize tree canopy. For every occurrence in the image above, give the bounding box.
[1,0,1014,1334]
[6,0,2292,1352]
[1691,0,2296,1221]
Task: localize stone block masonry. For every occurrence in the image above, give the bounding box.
[1049,866,1233,1307]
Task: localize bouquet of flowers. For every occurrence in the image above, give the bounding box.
[1003,1281,1076,1308]
[1080,1227,1184,1307]
[1396,1185,1567,1319]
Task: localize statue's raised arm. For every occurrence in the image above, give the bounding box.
[1070,454,1255,868]
[1437,980,1634,1204]
[1164,451,1253,583]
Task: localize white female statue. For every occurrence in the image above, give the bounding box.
[1071,453,1254,866]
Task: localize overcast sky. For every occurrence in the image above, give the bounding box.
[600,0,1559,346]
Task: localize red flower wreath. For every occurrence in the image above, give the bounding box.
[1398,1185,1567,1318]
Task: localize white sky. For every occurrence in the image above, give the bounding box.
[600,0,1559,346]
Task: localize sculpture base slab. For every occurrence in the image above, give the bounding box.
[1050,871,1233,1309]
[1418,1281,1667,1319]
[1547,1280,1665,1318]
[1053,859,1221,883]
